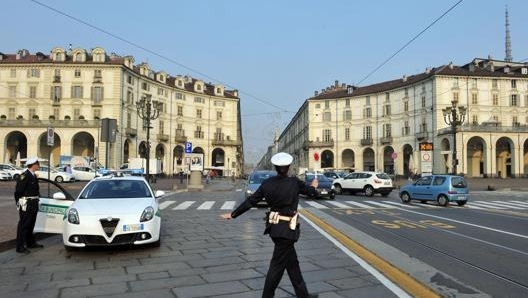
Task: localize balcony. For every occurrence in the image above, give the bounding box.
[156,134,169,142]
[53,75,61,83]
[416,132,428,140]
[379,136,393,144]
[0,119,99,128]
[212,138,242,147]
[93,75,102,83]
[125,127,137,138]
[437,124,528,135]
[174,133,187,143]
[360,138,373,146]
[303,139,334,148]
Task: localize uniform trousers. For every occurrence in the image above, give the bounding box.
[16,199,39,250]
[262,237,309,298]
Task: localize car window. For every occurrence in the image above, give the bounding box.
[416,176,433,186]
[306,174,330,182]
[360,173,371,179]
[376,173,391,179]
[249,172,275,184]
[81,180,152,199]
[451,177,467,188]
[432,176,446,185]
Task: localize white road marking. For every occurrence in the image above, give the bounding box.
[304,201,329,209]
[345,201,375,208]
[197,201,215,210]
[490,201,527,209]
[363,201,396,208]
[159,201,176,210]
[221,201,236,210]
[326,201,353,208]
[172,201,195,210]
[470,201,509,210]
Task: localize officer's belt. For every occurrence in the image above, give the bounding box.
[22,196,39,200]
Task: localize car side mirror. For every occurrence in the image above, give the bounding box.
[52,192,67,200]
[154,190,165,198]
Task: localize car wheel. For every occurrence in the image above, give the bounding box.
[55,176,64,183]
[334,184,343,194]
[457,201,467,206]
[437,194,449,207]
[329,192,336,200]
[364,185,374,197]
[400,192,411,203]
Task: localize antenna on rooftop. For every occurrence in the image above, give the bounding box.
[505,5,513,62]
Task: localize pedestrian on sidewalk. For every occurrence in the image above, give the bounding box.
[220,152,319,298]
[14,157,44,254]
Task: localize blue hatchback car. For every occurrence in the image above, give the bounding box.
[399,175,469,206]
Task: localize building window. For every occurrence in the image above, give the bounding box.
[72,86,83,98]
[126,90,133,104]
[92,86,103,103]
[141,82,149,91]
[421,96,426,108]
[215,128,223,140]
[383,104,391,116]
[53,108,59,119]
[383,124,392,137]
[345,98,350,107]
[325,100,330,109]
[194,97,204,103]
[343,110,351,121]
[159,121,165,134]
[323,111,331,122]
[471,78,478,89]
[74,69,81,78]
[363,126,372,139]
[29,108,36,119]
[94,69,102,79]
[10,68,16,78]
[402,121,410,136]
[214,100,225,107]
[29,86,37,98]
[512,116,519,127]
[471,93,478,105]
[511,79,517,89]
[196,109,202,119]
[127,75,134,84]
[9,86,16,98]
[385,93,390,102]
[322,129,332,142]
[492,79,498,89]
[420,117,427,132]
[404,88,408,97]
[366,96,370,105]
[28,69,40,78]
[177,106,183,116]
[217,111,222,120]
[492,93,499,106]
[315,103,321,109]
[364,107,372,118]
[194,126,204,139]
[403,101,409,112]
[345,128,350,141]
[511,94,518,106]
[52,86,61,103]
[472,115,478,125]
[421,83,426,93]
[176,92,184,100]
[453,77,459,88]
[492,115,499,123]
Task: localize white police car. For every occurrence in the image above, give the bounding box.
[34,174,165,251]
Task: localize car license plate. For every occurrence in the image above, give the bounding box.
[321,190,327,195]
[458,196,466,200]
[123,224,144,232]
[384,182,390,185]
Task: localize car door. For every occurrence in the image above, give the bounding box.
[341,173,359,190]
[33,178,76,234]
[411,176,434,199]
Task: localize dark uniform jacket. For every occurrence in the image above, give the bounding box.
[231,175,317,240]
[14,170,40,203]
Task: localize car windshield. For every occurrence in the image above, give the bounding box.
[80,180,152,199]
[375,173,391,180]
[249,172,276,184]
[451,177,467,188]
[306,174,331,182]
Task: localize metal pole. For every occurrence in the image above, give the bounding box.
[146,100,151,183]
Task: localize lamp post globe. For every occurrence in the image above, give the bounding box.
[442,100,466,175]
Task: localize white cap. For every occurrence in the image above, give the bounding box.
[271,152,293,166]
[26,157,40,166]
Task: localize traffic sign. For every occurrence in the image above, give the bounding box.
[47,127,54,146]
[185,141,192,154]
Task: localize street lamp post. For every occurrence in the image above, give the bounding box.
[442,99,466,175]
[136,94,161,183]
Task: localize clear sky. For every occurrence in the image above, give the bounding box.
[3,0,527,164]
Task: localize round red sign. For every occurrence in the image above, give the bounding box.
[314,152,319,162]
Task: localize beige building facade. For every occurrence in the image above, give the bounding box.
[0,47,243,177]
[260,58,528,178]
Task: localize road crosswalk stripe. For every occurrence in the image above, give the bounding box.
[304,201,329,209]
[344,201,375,208]
[172,201,195,210]
[221,201,236,210]
[363,201,397,208]
[464,204,488,210]
[159,201,176,210]
[197,201,215,210]
[381,201,421,208]
[509,200,528,207]
[483,201,526,209]
[326,201,353,208]
[491,201,528,209]
[470,201,508,210]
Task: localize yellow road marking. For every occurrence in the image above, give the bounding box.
[300,209,441,298]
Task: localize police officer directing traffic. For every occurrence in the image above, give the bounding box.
[14,157,44,254]
[221,152,319,298]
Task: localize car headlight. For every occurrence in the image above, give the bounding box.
[140,206,155,222]
[246,189,253,195]
[68,208,80,224]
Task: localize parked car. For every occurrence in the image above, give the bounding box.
[35,166,75,183]
[71,166,99,181]
[0,163,25,180]
[245,170,277,205]
[34,175,165,251]
[399,174,469,206]
[322,171,348,181]
[332,171,393,197]
[0,169,12,181]
[299,172,335,199]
